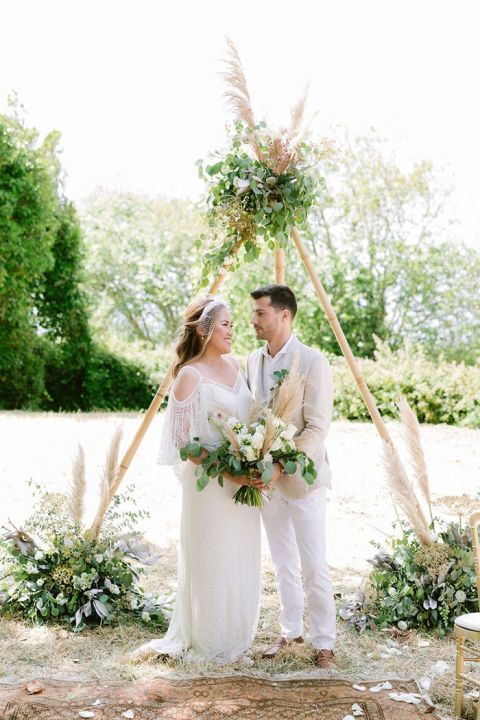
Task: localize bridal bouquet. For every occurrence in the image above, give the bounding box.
[179,360,317,506]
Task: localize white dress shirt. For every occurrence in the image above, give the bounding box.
[261,334,295,402]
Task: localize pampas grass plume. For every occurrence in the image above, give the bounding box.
[381,440,432,547]
[89,426,123,539]
[399,397,434,524]
[68,444,86,527]
[222,36,264,162]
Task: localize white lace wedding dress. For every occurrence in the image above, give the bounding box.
[149,365,261,664]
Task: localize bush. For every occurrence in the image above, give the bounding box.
[0,325,46,409]
[333,342,480,428]
[83,347,156,411]
[42,341,155,411]
[366,521,477,637]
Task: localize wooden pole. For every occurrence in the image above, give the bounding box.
[111,240,243,497]
[274,246,286,284]
[290,226,393,445]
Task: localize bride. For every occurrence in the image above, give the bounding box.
[133,295,261,664]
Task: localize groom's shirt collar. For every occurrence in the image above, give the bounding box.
[262,333,295,359]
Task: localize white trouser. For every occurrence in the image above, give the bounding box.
[261,486,336,650]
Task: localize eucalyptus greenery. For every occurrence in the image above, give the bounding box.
[0,484,170,631]
[196,123,325,286]
[180,435,316,508]
[365,520,477,637]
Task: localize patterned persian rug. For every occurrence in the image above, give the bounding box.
[0,676,439,719]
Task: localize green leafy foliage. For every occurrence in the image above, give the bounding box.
[366,521,477,636]
[0,107,60,408]
[299,128,480,362]
[332,341,480,427]
[180,424,316,508]
[0,104,154,411]
[78,131,480,373]
[0,485,169,631]
[197,123,323,285]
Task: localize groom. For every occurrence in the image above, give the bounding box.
[247,284,336,668]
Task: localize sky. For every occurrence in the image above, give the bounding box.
[1,0,479,244]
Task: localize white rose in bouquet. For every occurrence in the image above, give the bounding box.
[281,423,297,441]
[251,428,265,451]
[241,445,258,463]
[270,436,283,452]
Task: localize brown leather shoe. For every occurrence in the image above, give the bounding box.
[262,635,304,659]
[314,648,335,668]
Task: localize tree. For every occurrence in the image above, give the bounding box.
[79,131,480,369]
[81,191,205,346]
[0,102,154,410]
[0,106,61,407]
[295,128,480,361]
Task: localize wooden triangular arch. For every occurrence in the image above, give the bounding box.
[109,42,431,548]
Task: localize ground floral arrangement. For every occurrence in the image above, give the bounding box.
[341,515,477,638]
[0,432,170,631]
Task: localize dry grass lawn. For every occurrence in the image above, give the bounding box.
[1,411,480,719]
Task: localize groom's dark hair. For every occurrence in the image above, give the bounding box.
[250,284,297,319]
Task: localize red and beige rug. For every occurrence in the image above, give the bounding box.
[0,676,439,719]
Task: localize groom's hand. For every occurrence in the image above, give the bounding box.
[250,462,282,489]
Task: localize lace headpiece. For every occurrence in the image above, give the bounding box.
[197,297,230,336]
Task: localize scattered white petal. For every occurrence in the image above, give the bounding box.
[380,654,390,659]
[466,690,480,699]
[370,681,393,693]
[417,639,430,648]
[352,702,365,716]
[385,647,402,656]
[92,700,102,706]
[26,680,44,695]
[389,692,422,705]
[419,677,432,691]
[122,711,135,719]
[78,713,95,718]
[433,661,450,675]
[423,693,435,707]
[352,684,366,691]
[240,655,254,667]
[342,716,355,720]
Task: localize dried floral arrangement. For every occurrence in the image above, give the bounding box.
[340,398,478,636]
[196,38,333,286]
[0,429,170,631]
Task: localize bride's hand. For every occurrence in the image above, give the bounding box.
[222,471,251,486]
[249,462,282,489]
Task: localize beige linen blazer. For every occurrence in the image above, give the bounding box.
[246,335,333,499]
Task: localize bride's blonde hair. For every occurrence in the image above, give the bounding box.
[172,295,226,378]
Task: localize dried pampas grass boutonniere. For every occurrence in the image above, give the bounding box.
[270,354,304,424]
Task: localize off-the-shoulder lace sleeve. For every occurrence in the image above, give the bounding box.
[157,371,203,465]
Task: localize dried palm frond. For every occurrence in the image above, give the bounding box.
[261,409,279,456]
[68,444,86,527]
[399,397,433,523]
[270,353,304,423]
[1,521,37,556]
[381,440,432,547]
[88,427,123,539]
[104,426,123,492]
[247,396,266,426]
[222,36,264,161]
[209,409,241,453]
[289,83,310,147]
